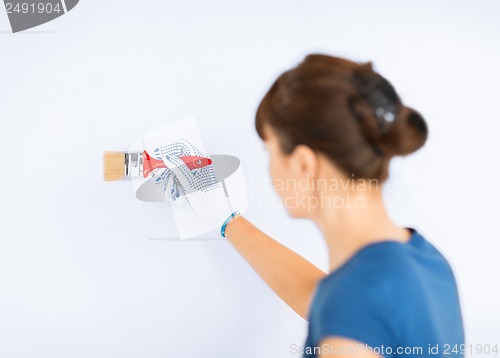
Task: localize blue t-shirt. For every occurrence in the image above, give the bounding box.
[303,228,464,358]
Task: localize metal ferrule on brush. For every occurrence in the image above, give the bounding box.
[125,152,143,178]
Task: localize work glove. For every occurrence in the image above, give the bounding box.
[152,137,208,205]
[153,138,238,236]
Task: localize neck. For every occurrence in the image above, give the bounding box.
[313,186,411,273]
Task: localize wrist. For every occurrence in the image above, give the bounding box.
[220,211,241,238]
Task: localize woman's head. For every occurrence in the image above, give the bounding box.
[256,54,428,218]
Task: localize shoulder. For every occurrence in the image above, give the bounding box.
[307,230,462,353]
[310,233,443,340]
[319,229,454,299]
[309,251,405,348]
[316,240,422,307]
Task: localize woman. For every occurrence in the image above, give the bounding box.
[163,54,464,358]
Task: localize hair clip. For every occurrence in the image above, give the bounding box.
[375,107,395,122]
[352,70,401,133]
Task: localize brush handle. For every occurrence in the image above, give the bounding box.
[142,150,212,178]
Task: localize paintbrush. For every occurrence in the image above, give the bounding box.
[103,150,212,181]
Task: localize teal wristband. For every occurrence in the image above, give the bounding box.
[221,211,240,238]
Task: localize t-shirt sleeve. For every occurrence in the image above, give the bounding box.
[313,279,397,355]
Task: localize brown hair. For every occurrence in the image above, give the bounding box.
[255,54,428,181]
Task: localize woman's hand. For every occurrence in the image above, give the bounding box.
[155,139,236,234]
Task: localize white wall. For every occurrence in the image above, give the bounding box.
[1,1,499,357]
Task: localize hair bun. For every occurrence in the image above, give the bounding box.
[349,64,428,157]
[378,106,428,156]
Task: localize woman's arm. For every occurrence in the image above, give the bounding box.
[224,215,327,320]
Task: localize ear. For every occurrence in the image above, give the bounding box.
[290,144,318,177]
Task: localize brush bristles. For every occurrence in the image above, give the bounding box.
[103,152,125,181]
